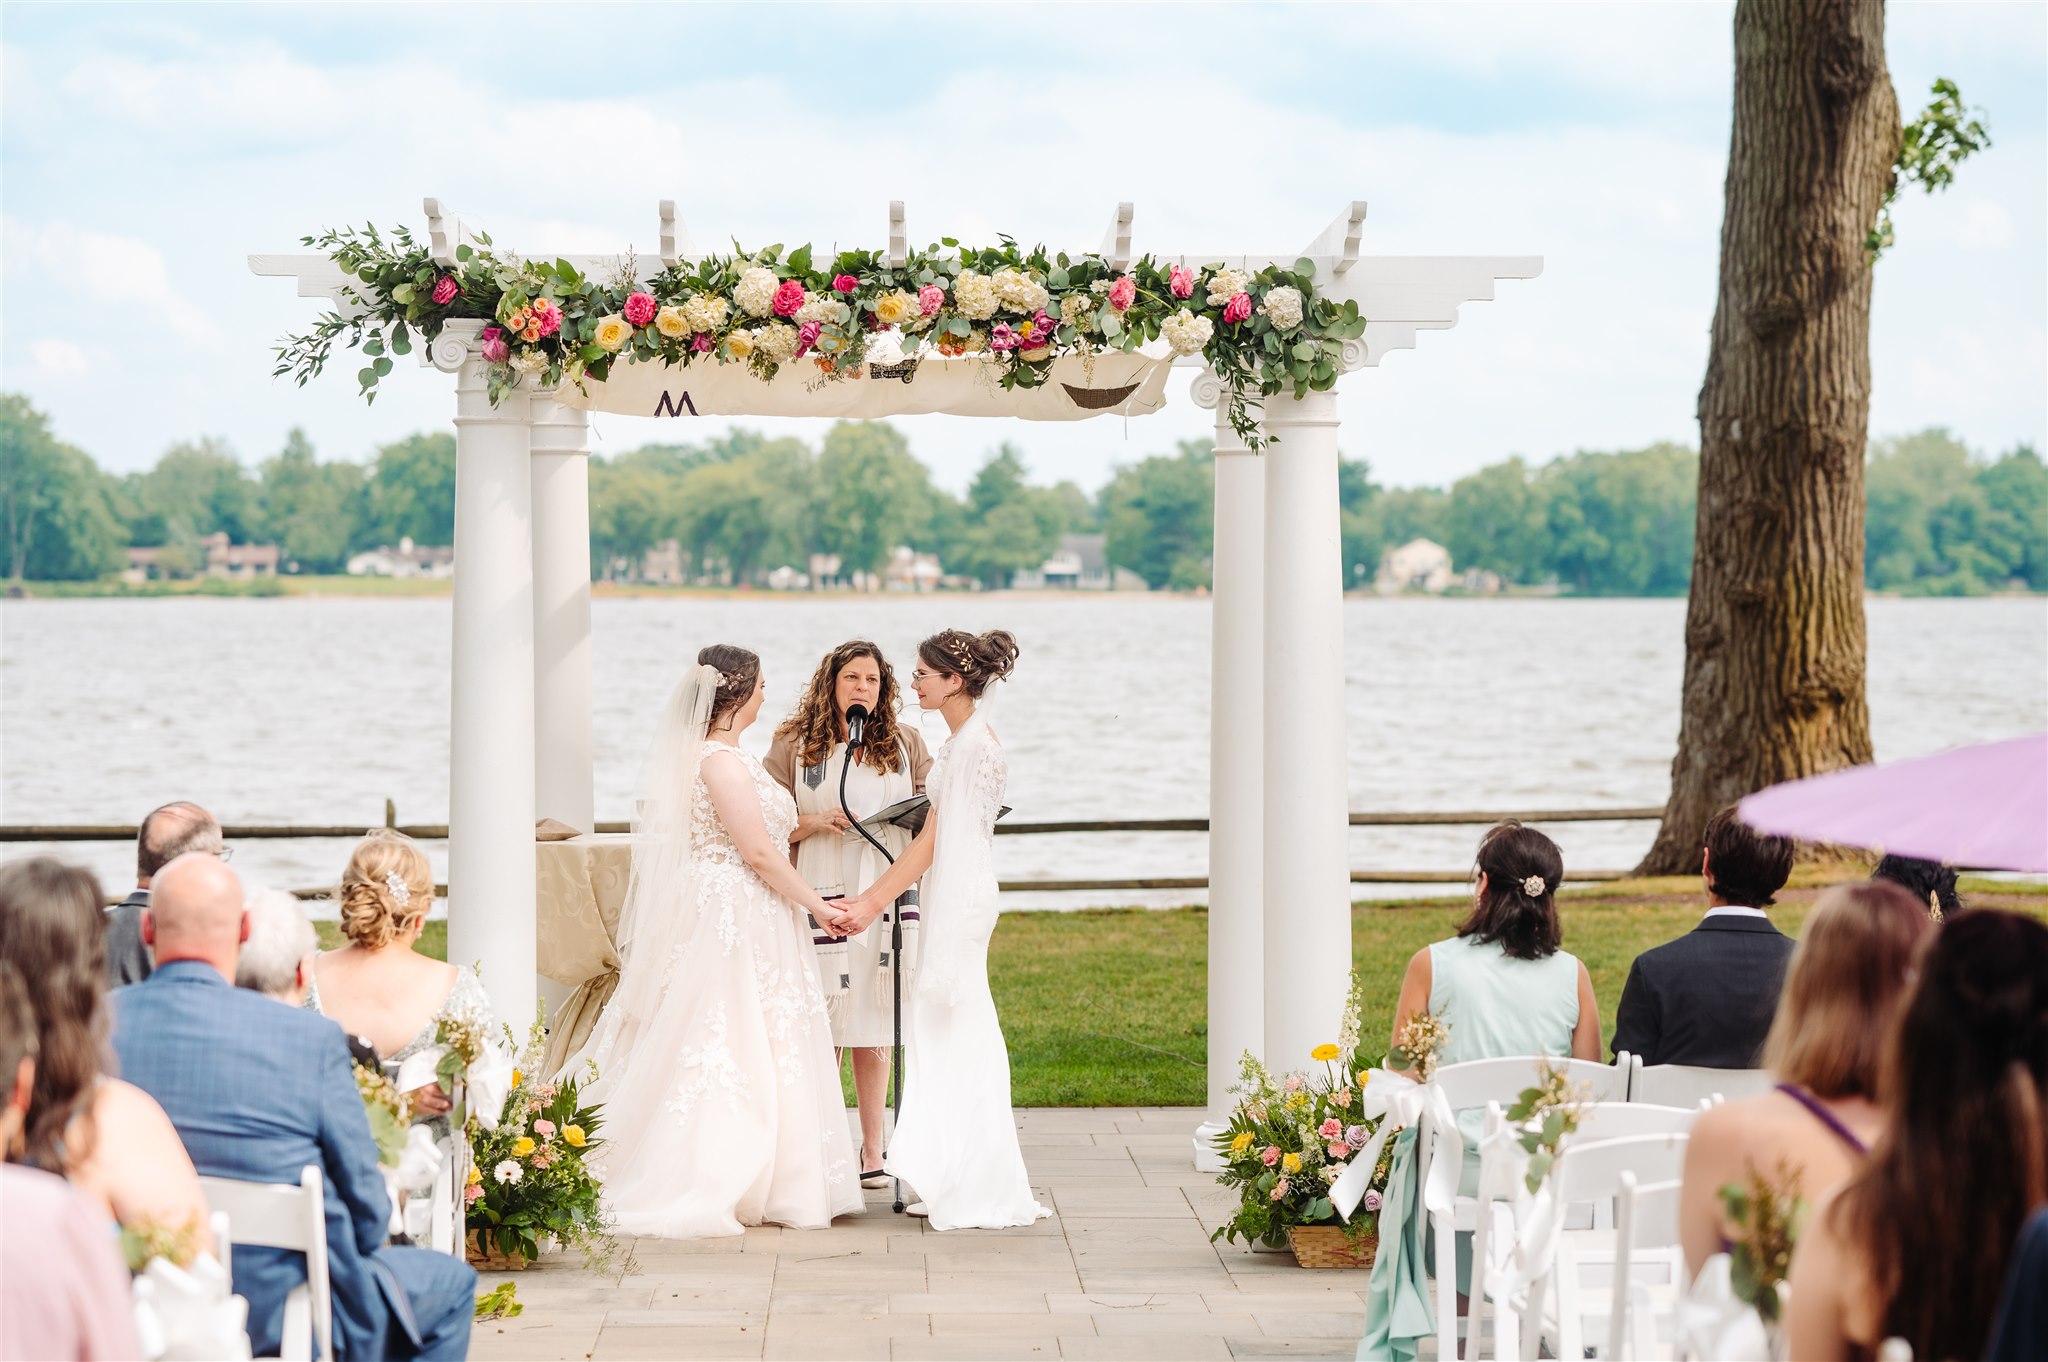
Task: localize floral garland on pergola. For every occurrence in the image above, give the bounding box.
[276,224,1367,447]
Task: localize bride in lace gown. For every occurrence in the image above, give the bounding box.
[561,645,861,1237]
[842,629,1050,1231]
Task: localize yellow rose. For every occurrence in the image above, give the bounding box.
[511,1070,522,1087]
[1229,1131,1254,1155]
[1358,1070,1372,1089]
[512,1137,535,1157]
[655,305,689,338]
[465,1164,483,1186]
[562,1125,586,1148]
[594,315,632,352]
[723,331,753,360]
[1281,1152,1303,1174]
[872,291,912,326]
[1312,1044,1341,1062]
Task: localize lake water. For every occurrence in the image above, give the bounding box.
[3,594,2043,910]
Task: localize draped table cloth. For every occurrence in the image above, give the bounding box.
[535,834,632,1076]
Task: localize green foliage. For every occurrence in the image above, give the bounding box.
[1869,78,1992,260]
[1866,429,2046,593]
[949,445,1073,588]
[473,1282,522,1321]
[364,432,456,548]
[258,429,367,572]
[0,395,125,580]
[813,422,936,580]
[1102,439,1214,589]
[1718,1161,1808,1325]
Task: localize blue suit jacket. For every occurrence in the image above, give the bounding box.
[111,961,422,1360]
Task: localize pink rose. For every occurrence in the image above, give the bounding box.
[795,320,823,356]
[1319,1118,1343,1140]
[1260,1146,1281,1167]
[623,292,657,327]
[988,322,1020,352]
[1363,1189,1382,1213]
[1328,1141,1351,1159]
[772,279,806,317]
[1169,265,1195,299]
[918,285,944,315]
[463,1183,485,1205]
[833,274,859,294]
[691,332,714,352]
[1223,292,1253,325]
[533,1119,556,1139]
[530,298,563,338]
[431,275,459,306]
[1108,275,1136,312]
[478,326,510,365]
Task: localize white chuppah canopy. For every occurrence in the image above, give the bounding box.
[253,197,1539,1169]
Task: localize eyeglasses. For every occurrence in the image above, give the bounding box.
[215,847,235,863]
[910,669,955,684]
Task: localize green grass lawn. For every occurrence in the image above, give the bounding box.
[330,874,2045,1107]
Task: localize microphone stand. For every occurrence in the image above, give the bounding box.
[838,721,911,1215]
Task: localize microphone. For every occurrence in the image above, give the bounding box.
[845,703,870,748]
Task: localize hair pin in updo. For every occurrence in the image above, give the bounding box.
[385,871,411,906]
[1521,875,1546,898]
[706,665,732,687]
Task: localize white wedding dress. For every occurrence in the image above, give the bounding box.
[567,672,860,1238]
[886,708,1051,1230]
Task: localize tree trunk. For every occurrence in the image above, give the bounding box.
[1640,0,1900,873]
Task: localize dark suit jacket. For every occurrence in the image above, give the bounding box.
[1609,914,1796,1069]
[111,961,453,1359]
[104,888,153,987]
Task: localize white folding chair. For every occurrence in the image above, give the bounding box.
[200,1167,333,1362]
[1421,1055,1633,1362]
[1629,1058,1775,1107]
[1609,1174,1682,1361]
[1522,1133,1690,1362]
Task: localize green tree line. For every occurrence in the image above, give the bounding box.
[2,392,2040,595]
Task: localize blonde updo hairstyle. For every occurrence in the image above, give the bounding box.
[918,629,1020,699]
[338,830,433,949]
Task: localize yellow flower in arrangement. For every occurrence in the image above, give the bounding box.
[724,331,754,360]
[1230,1131,1255,1155]
[1281,1152,1303,1174]
[593,315,632,352]
[562,1125,586,1148]
[465,1164,483,1187]
[512,1137,536,1157]
[1358,1070,1372,1090]
[872,290,914,326]
[1311,1044,1342,1062]
[512,1070,523,1087]
[655,305,690,339]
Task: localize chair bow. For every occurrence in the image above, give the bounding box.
[1332,1067,1454,1220]
[396,1035,516,1131]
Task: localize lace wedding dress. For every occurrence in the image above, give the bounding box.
[886,708,1051,1230]
[569,679,859,1238]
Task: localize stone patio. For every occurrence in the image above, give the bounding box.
[472,1107,1378,1361]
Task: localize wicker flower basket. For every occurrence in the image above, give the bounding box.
[465,1229,530,1272]
[1285,1224,1377,1269]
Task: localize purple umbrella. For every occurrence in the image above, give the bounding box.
[1737,733,2048,873]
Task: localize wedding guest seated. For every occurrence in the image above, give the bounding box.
[1611,805,1796,1067]
[106,800,223,987]
[1987,1208,2048,1362]
[1677,881,1929,1278]
[111,852,477,1361]
[0,857,213,1249]
[239,883,382,1070]
[305,832,489,1124]
[0,960,145,1362]
[1870,852,1964,921]
[1788,909,2048,1362]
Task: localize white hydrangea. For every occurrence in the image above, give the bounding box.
[681,293,729,332]
[953,270,998,320]
[991,267,1049,313]
[796,294,851,326]
[1259,285,1305,332]
[511,349,550,377]
[1161,308,1214,357]
[734,267,779,318]
[493,1160,522,1185]
[1060,293,1095,330]
[1205,267,1251,307]
[752,322,799,366]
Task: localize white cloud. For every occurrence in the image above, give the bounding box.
[24,338,90,380]
[2,217,224,348]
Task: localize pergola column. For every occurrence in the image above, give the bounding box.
[530,395,595,832]
[432,322,538,1025]
[1260,387,1351,1072]
[1194,378,1265,1169]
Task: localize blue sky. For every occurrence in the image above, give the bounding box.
[2,2,2042,494]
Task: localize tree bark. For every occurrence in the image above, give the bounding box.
[1640,0,1900,873]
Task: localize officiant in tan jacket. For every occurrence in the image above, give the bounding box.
[764,640,934,1186]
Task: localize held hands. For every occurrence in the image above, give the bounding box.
[833,891,888,936]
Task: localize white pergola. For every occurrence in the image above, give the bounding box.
[253,198,1538,1163]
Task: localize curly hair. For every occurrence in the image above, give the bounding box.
[0,857,108,1172]
[700,643,762,733]
[774,640,908,775]
[918,629,1020,700]
[337,830,433,950]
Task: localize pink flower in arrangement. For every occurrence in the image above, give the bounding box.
[1363,1189,1382,1214]
[1169,265,1195,299]
[1108,275,1136,312]
[533,1119,556,1140]
[1328,1141,1351,1160]
[1336,1089,1352,1108]
[530,298,563,338]
[795,320,823,356]
[1345,1124,1370,1149]
[988,322,1021,352]
[1223,292,1253,325]
[1270,1178,1289,1200]
[1260,1146,1281,1167]
[478,326,510,365]
[917,284,945,315]
[431,275,459,306]
[463,1183,485,1205]
[692,332,714,352]
[1319,1118,1344,1140]
[833,273,860,294]
[772,279,807,317]
[623,292,658,327]
[1283,1074,1305,1092]
[535,1084,558,1103]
